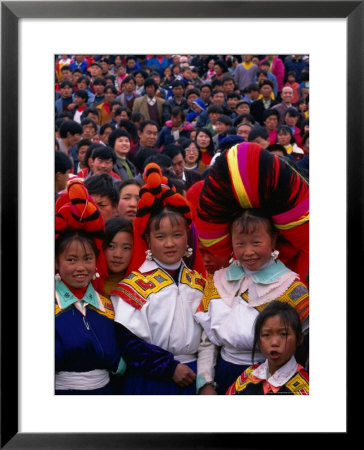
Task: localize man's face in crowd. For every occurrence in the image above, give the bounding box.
[212,92,225,106]
[60,85,73,99]
[90,65,102,78]
[171,153,185,179]
[138,124,158,148]
[281,87,293,104]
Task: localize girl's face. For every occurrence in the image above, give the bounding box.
[56,239,96,289]
[185,142,199,165]
[104,231,133,276]
[114,136,130,158]
[259,315,298,375]
[196,131,210,148]
[118,184,140,220]
[231,220,275,271]
[277,131,291,146]
[147,215,188,266]
[198,242,230,274]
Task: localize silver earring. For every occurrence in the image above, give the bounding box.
[92,271,100,280]
[55,273,61,281]
[229,257,240,266]
[145,249,153,261]
[271,250,279,261]
[185,247,193,258]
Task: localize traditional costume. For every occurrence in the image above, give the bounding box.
[110,163,217,394]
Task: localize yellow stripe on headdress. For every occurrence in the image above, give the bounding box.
[199,234,230,248]
[274,214,309,230]
[227,145,252,209]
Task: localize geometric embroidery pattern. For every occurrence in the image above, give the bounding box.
[88,294,115,320]
[180,267,205,293]
[285,371,309,395]
[240,281,309,323]
[196,274,219,313]
[226,364,260,394]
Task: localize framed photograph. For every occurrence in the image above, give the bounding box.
[1,1,358,447]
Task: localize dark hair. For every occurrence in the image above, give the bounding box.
[83,107,99,118]
[171,80,185,89]
[55,229,99,260]
[132,69,148,79]
[301,131,309,148]
[60,80,73,89]
[103,217,133,249]
[108,128,131,150]
[117,119,138,142]
[215,114,233,126]
[77,75,90,86]
[161,143,185,160]
[171,106,185,121]
[231,208,277,241]
[179,138,201,163]
[55,151,73,174]
[121,75,136,85]
[246,83,259,93]
[234,113,256,127]
[143,77,158,90]
[74,89,89,102]
[285,107,300,118]
[104,85,117,95]
[131,112,145,124]
[91,145,116,164]
[133,148,159,173]
[93,77,107,87]
[138,120,159,133]
[248,125,269,141]
[200,83,212,92]
[100,122,115,135]
[207,104,223,115]
[60,65,72,73]
[195,128,215,157]
[227,92,240,100]
[117,177,143,195]
[77,138,92,151]
[185,88,200,99]
[81,118,98,132]
[263,108,280,122]
[266,143,288,156]
[252,301,302,364]
[214,59,227,72]
[144,153,173,171]
[59,120,83,138]
[84,173,120,206]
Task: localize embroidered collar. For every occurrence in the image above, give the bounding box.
[226,260,290,284]
[252,355,299,387]
[55,280,102,311]
[139,258,187,274]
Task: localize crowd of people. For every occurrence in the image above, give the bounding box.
[55,54,309,396]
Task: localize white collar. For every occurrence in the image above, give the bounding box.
[147,96,156,106]
[139,258,186,274]
[252,355,299,387]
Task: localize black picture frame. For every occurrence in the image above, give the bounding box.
[1,1,358,448]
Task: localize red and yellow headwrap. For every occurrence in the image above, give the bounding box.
[55,177,108,290]
[195,142,309,284]
[127,163,198,274]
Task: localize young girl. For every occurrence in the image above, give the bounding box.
[102,217,133,299]
[277,125,304,161]
[55,178,125,394]
[195,128,215,166]
[226,301,309,395]
[117,178,142,221]
[194,209,309,395]
[110,163,217,395]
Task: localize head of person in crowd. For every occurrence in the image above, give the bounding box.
[126,56,138,72]
[116,178,143,221]
[60,65,72,82]
[89,145,116,176]
[248,125,270,149]
[213,59,228,77]
[222,75,236,96]
[181,138,201,170]
[236,122,254,141]
[137,120,159,148]
[260,60,271,73]
[59,120,83,148]
[256,69,268,84]
[181,65,193,81]
[131,112,145,128]
[200,83,212,105]
[276,125,294,147]
[211,89,225,107]
[104,75,116,87]
[280,86,294,105]
[133,147,159,174]
[207,104,224,126]
[296,98,307,114]
[185,88,200,107]
[263,109,280,132]
[171,80,185,100]
[93,77,107,96]
[117,118,138,144]
[143,77,159,100]
[108,128,131,160]
[104,85,118,105]
[99,122,115,145]
[76,138,92,170]
[84,173,119,221]
[234,113,256,127]
[102,216,133,280]
[259,79,274,101]
[235,99,251,116]
[143,153,173,174]
[300,118,309,136]
[161,144,186,180]
[170,107,186,128]
[133,69,148,89]
[198,240,231,275]
[82,107,100,124]
[195,128,215,156]
[55,151,73,194]
[81,118,98,140]
[215,115,233,136]
[90,62,103,79]
[74,89,88,109]
[245,83,260,101]
[121,75,137,95]
[266,143,288,157]
[301,131,309,155]
[226,92,240,113]
[59,80,73,99]
[284,107,300,128]
[76,75,90,91]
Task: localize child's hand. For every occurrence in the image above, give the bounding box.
[172,363,196,387]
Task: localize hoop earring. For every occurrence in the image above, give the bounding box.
[184,247,193,258]
[145,249,153,261]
